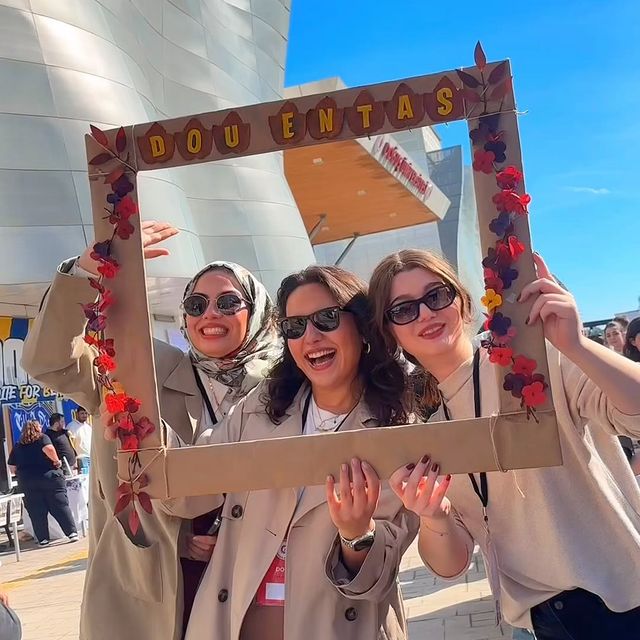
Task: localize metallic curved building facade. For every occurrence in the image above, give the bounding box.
[0,0,314,317]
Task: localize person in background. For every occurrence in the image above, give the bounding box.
[620,317,640,476]
[0,586,21,640]
[604,319,627,354]
[67,407,92,469]
[623,317,640,363]
[46,414,77,473]
[7,421,78,546]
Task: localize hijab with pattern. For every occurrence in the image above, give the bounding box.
[181,261,281,396]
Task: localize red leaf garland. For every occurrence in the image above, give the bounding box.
[474,41,487,71]
[115,126,127,153]
[138,492,153,514]
[488,61,508,85]
[128,508,140,536]
[456,69,481,88]
[114,492,132,515]
[89,153,112,166]
[90,124,109,147]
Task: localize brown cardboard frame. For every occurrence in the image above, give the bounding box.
[86,57,562,499]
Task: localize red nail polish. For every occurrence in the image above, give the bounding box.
[433,464,440,475]
[446,474,452,481]
[406,463,416,471]
[421,455,429,464]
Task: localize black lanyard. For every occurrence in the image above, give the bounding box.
[301,390,357,433]
[442,349,489,513]
[192,365,218,426]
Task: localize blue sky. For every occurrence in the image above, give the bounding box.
[285,0,640,321]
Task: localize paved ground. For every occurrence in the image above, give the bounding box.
[0,533,514,640]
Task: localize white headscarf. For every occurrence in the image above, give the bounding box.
[180,261,281,397]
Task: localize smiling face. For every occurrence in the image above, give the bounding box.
[387,268,466,366]
[184,270,250,359]
[284,283,362,397]
[605,323,625,353]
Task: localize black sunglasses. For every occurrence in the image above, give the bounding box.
[182,292,250,318]
[385,284,456,326]
[280,306,344,340]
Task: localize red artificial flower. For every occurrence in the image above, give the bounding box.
[492,190,531,215]
[136,417,156,440]
[507,235,525,259]
[120,434,140,451]
[101,338,116,357]
[98,289,114,313]
[522,381,546,407]
[513,355,537,377]
[105,392,128,414]
[116,219,135,240]
[95,354,117,373]
[115,195,138,219]
[84,334,99,347]
[494,241,513,267]
[125,397,141,414]
[484,273,505,294]
[97,260,120,279]
[473,149,496,174]
[116,413,135,433]
[489,346,513,367]
[496,166,523,190]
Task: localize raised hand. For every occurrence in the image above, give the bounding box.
[519,253,582,355]
[78,220,179,274]
[389,455,451,519]
[326,458,380,540]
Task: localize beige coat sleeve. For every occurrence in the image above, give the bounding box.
[21,264,102,414]
[325,485,419,601]
[560,351,640,438]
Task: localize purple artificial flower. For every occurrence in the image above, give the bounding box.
[489,211,513,237]
[488,312,512,336]
[484,140,507,163]
[503,372,526,398]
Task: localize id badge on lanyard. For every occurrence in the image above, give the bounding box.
[256,539,287,606]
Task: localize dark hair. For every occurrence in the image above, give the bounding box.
[77,406,87,413]
[369,249,473,415]
[264,265,408,426]
[49,413,64,427]
[20,420,43,445]
[623,317,640,362]
[613,316,630,330]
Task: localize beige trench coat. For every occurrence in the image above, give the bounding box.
[20,266,244,640]
[166,383,419,640]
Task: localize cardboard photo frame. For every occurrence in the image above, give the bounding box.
[85,46,561,501]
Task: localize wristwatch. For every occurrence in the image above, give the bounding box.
[339,528,376,551]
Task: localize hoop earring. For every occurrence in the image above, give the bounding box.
[363,341,371,354]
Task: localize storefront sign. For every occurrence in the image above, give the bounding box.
[371,135,433,200]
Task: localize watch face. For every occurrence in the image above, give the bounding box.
[353,533,375,551]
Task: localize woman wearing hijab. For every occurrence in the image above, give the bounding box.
[175,259,280,631]
[21,221,280,640]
